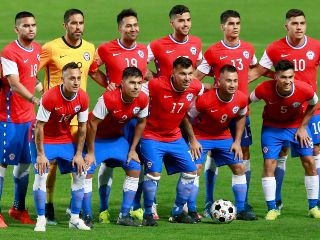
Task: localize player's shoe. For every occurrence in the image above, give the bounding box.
[236,210,257,221]
[69,217,91,230]
[0,213,8,228]
[152,203,159,220]
[203,201,213,219]
[45,203,57,225]
[8,207,35,224]
[99,209,111,224]
[130,208,144,221]
[117,214,142,227]
[276,200,283,211]
[265,209,280,221]
[83,214,94,228]
[34,216,46,232]
[188,211,201,223]
[308,206,320,219]
[169,213,197,224]
[142,214,158,226]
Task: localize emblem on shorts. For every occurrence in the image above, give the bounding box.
[146,161,152,168]
[292,102,301,108]
[263,147,268,153]
[306,51,315,60]
[37,54,40,62]
[190,47,197,56]
[83,52,90,61]
[186,93,194,101]
[133,107,140,114]
[9,153,15,161]
[138,50,144,58]
[243,51,249,59]
[74,105,81,112]
[232,106,239,114]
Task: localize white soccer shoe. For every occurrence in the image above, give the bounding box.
[69,217,91,231]
[34,216,47,232]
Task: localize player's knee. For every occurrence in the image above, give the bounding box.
[0,163,8,168]
[196,164,203,175]
[263,159,277,177]
[33,173,48,192]
[123,175,139,192]
[231,163,245,175]
[279,147,289,156]
[71,173,86,191]
[13,163,30,179]
[144,173,161,181]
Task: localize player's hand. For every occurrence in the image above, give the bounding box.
[72,154,86,175]
[230,142,243,160]
[34,97,40,106]
[189,138,202,160]
[36,154,49,175]
[106,82,117,91]
[295,127,312,148]
[84,153,96,170]
[127,149,141,165]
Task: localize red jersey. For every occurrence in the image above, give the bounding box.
[36,85,89,144]
[92,88,149,139]
[189,89,248,140]
[148,35,202,78]
[198,40,257,97]
[92,39,148,85]
[143,76,204,141]
[0,40,41,123]
[250,80,318,128]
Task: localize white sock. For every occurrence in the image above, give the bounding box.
[262,177,276,201]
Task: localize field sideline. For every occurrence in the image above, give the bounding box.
[1,0,320,239]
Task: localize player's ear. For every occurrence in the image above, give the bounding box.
[220,24,224,32]
[284,23,289,32]
[14,25,19,34]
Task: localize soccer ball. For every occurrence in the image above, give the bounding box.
[210,199,236,223]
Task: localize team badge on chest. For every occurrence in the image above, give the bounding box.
[132,107,140,114]
[306,51,315,60]
[232,106,239,114]
[186,93,194,101]
[74,105,81,112]
[138,50,144,58]
[243,51,249,59]
[292,102,301,108]
[83,52,91,61]
[190,47,197,56]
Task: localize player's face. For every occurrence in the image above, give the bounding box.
[218,71,238,95]
[62,68,81,95]
[172,65,194,90]
[275,69,294,94]
[221,17,241,39]
[285,16,306,40]
[121,76,142,99]
[15,17,37,42]
[170,12,191,36]
[119,16,139,42]
[64,14,84,41]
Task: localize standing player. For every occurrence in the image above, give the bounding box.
[39,9,97,225]
[89,8,148,224]
[0,11,41,228]
[249,9,320,209]
[85,67,148,226]
[31,62,90,231]
[141,57,204,226]
[194,10,257,218]
[188,65,255,220]
[250,60,320,220]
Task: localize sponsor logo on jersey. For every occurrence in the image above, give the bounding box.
[190,47,197,56]
[166,50,174,54]
[186,93,194,101]
[9,153,15,161]
[112,53,121,56]
[23,59,29,63]
[37,54,40,62]
[292,102,301,108]
[133,107,140,114]
[243,51,250,59]
[83,52,91,61]
[74,105,81,112]
[281,54,290,57]
[220,56,228,60]
[138,50,144,58]
[306,51,315,60]
[263,146,269,153]
[232,106,239,114]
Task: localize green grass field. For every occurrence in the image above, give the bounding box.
[1,0,320,239]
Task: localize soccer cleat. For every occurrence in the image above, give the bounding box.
[45,203,57,225]
[34,216,46,232]
[188,211,202,223]
[168,213,197,224]
[99,209,111,224]
[276,200,283,211]
[308,206,320,219]
[203,201,213,219]
[236,210,257,221]
[66,207,71,217]
[69,217,91,230]
[152,203,159,220]
[0,213,8,228]
[142,214,158,226]
[130,208,144,221]
[117,215,142,227]
[83,214,94,228]
[9,207,36,224]
[265,209,280,221]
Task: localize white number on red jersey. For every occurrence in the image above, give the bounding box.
[171,102,184,113]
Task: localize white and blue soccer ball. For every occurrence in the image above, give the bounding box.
[210,199,236,223]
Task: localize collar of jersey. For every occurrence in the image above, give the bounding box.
[169,34,189,45]
[221,40,241,49]
[60,84,78,101]
[216,88,234,103]
[275,82,295,98]
[15,40,34,52]
[62,36,82,49]
[117,39,137,50]
[285,35,307,49]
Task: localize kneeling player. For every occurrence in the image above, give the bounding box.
[188,65,256,220]
[31,62,90,231]
[250,60,320,220]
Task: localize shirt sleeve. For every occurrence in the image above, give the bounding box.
[308,93,318,106]
[238,106,248,116]
[198,83,205,96]
[197,50,203,61]
[78,108,88,122]
[1,57,19,76]
[196,58,210,75]
[250,54,258,66]
[138,105,149,118]
[92,96,109,120]
[249,90,260,103]
[141,82,149,96]
[259,50,273,69]
[36,99,51,122]
[147,44,154,62]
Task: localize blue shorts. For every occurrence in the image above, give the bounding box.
[0,121,32,165]
[196,138,242,167]
[30,142,79,174]
[261,126,313,160]
[308,114,320,145]
[140,138,197,175]
[230,116,252,147]
[87,137,141,174]
[123,118,137,144]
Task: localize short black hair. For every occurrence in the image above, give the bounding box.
[220,64,237,75]
[15,11,34,24]
[64,9,84,24]
[275,60,294,72]
[169,5,190,19]
[117,9,138,25]
[286,9,305,20]
[220,10,240,24]
[122,67,143,80]
[173,57,193,70]
[62,62,81,73]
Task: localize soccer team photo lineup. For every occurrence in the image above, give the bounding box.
[1,2,320,234]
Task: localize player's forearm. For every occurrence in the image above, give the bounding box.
[234,115,246,144]
[130,118,146,151]
[144,69,156,81]
[193,69,206,81]
[89,70,107,87]
[248,65,268,83]
[300,104,316,128]
[35,123,45,155]
[76,122,87,155]
[181,116,197,142]
[86,120,98,153]
[8,75,38,103]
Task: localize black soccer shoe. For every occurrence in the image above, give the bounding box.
[169,213,197,224]
[117,215,142,227]
[188,212,201,223]
[83,214,94,228]
[142,214,158,226]
[236,210,258,221]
